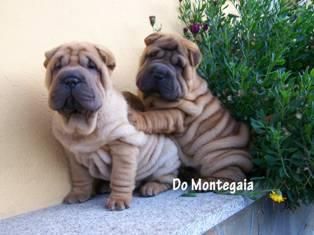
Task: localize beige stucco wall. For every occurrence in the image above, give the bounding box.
[0,0,181,219]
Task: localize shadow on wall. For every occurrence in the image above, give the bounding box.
[0,74,70,219]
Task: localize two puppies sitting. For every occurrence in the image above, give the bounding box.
[43,33,252,210]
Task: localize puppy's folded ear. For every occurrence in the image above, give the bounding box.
[144,33,163,46]
[44,46,60,68]
[95,45,116,71]
[183,39,202,67]
[122,91,145,112]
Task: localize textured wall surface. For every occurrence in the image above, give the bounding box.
[0,0,181,219]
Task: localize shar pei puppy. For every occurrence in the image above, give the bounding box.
[43,42,180,210]
[128,33,253,182]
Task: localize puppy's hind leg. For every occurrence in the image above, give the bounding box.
[139,137,180,197]
[139,173,177,197]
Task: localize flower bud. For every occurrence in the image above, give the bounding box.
[189,23,201,34]
[149,16,156,27]
[203,23,209,31]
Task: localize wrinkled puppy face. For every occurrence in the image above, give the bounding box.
[136,33,202,101]
[44,42,115,118]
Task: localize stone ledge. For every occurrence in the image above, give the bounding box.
[207,197,314,235]
[0,190,252,235]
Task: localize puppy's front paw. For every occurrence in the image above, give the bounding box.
[63,190,92,204]
[105,194,132,211]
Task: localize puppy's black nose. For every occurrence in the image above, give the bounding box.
[64,77,81,88]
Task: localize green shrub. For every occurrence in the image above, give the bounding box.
[178,0,314,208]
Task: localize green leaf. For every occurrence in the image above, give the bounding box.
[181,191,198,197]
[178,0,314,209]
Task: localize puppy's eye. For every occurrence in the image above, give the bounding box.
[53,60,62,71]
[177,58,185,68]
[171,55,186,68]
[147,48,164,59]
[87,59,97,70]
[147,51,158,58]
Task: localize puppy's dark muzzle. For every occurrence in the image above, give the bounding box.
[151,64,170,81]
[59,70,85,89]
[137,62,182,101]
[50,69,102,114]
[137,63,172,92]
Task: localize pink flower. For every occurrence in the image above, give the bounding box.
[189,23,201,34]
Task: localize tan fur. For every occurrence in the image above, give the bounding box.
[130,33,253,182]
[44,42,180,210]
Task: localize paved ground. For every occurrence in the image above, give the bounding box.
[0,190,252,235]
